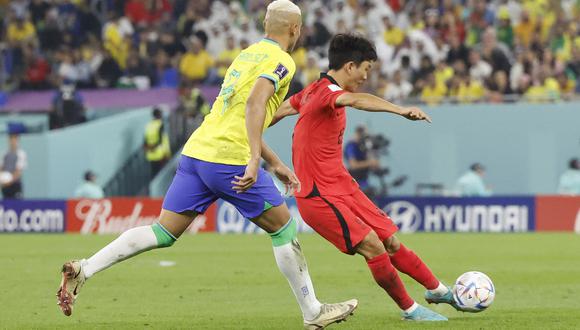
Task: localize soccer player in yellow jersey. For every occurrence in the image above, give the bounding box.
[56,1,357,328]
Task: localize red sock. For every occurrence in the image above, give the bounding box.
[390,244,439,290]
[366,253,414,310]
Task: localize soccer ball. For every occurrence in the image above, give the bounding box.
[453,271,495,312]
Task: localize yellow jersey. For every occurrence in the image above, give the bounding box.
[182,38,295,165]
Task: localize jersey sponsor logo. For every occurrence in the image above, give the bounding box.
[328,84,342,92]
[0,201,65,233]
[274,63,289,80]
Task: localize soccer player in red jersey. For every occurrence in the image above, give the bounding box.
[271,34,461,321]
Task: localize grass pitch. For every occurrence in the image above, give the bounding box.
[1,233,579,329]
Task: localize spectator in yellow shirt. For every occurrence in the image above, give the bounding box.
[515,10,534,47]
[216,36,241,79]
[7,17,36,45]
[382,16,405,47]
[421,73,448,105]
[456,75,486,103]
[179,36,214,83]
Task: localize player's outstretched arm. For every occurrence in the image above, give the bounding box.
[232,78,275,193]
[270,99,298,127]
[336,93,432,123]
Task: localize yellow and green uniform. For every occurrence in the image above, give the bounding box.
[182,38,296,165]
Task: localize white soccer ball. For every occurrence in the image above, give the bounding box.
[453,271,495,312]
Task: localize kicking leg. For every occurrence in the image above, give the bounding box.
[252,204,358,329]
[384,236,456,309]
[356,231,447,321]
[56,209,195,316]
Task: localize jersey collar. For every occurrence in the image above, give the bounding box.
[320,72,341,86]
[261,38,281,48]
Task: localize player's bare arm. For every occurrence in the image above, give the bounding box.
[336,93,432,123]
[261,139,301,194]
[232,77,275,193]
[270,99,298,127]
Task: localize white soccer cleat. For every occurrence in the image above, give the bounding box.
[56,260,86,316]
[303,299,358,330]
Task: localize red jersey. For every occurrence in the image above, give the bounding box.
[290,73,359,198]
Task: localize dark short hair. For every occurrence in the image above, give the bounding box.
[152,107,162,119]
[470,163,485,171]
[84,171,95,181]
[570,158,580,170]
[328,34,377,70]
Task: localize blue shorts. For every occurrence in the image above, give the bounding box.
[162,155,284,219]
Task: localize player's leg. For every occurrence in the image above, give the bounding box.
[316,192,446,321]
[206,162,356,328]
[349,189,455,310]
[57,156,216,316]
[252,203,357,329]
[384,236,457,308]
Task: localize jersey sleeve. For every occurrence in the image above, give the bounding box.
[289,89,304,112]
[320,83,347,112]
[258,54,295,93]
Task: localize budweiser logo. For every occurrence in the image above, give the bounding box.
[74,199,206,234]
[76,200,157,234]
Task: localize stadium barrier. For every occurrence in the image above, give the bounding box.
[0,196,578,233]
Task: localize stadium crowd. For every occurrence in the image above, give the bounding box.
[1,0,580,104]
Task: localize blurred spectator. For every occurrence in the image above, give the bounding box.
[455,163,492,197]
[420,72,447,105]
[151,50,179,88]
[179,36,214,84]
[0,0,578,103]
[96,49,123,88]
[487,71,512,103]
[50,82,86,129]
[144,107,171,177]
[20,45,50,90]
[446,34,470,67]
[382,16,405,47]
[558,158,580,195]
[344,125,379,197]
[456,73,486,103]
[74,170,105,199]
[469,50,492,82]
[384,70,412,102]
[216,36,241,80]
[514,10,533,48]
[1,133,27,199]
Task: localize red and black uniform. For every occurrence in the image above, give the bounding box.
[290,73,398,254]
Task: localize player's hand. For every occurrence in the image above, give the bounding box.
[272,164,301,196]
[232,159,259,193]
[401,107,432,123]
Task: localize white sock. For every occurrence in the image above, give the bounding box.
[272,239,322,321]
[404,302,419,314]
[83,226,159,278]
[428,282,449,295]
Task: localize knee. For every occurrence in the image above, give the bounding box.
[355,230,386,259]
[384,235,400,256]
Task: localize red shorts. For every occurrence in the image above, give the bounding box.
[296,189,398,254]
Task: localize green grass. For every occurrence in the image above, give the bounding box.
[1,233,580,329]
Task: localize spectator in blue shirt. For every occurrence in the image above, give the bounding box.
[344,125,379,193]
[558,158,580,195]
[455,163,492,197]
